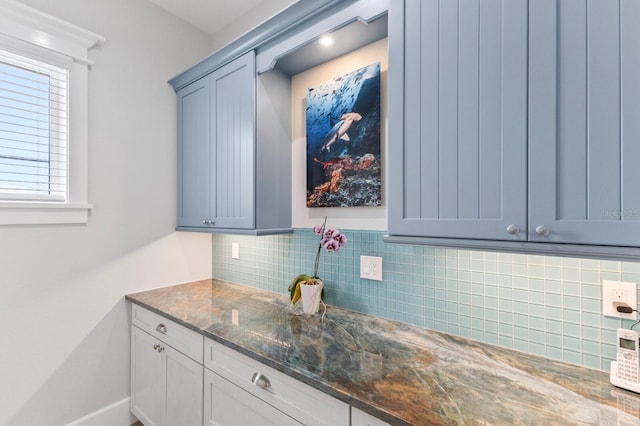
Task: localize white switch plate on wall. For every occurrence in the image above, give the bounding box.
[603,280,637,319]
[231,242,239,259]
[360,255,382,281]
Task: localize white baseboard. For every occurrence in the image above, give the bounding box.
[65,397,137,426]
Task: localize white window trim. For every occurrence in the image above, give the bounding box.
[0,0,104,225]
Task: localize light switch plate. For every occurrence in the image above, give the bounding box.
[231,242,239,259]
[360,255,383,281]
[603,280,637,319]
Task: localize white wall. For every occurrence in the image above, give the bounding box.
[209,0,297,53]
[0,0,212,424]
[291,39,388,230]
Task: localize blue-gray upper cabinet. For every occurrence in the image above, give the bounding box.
[177,76,210,229]
[177,52,254,230]
[388,0,640,254]
[528,0,640,246]
[176,51,292,235]
[387,0,528,241]
[208,51,255,230]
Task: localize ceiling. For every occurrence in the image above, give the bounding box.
[146,0,297,37]
[274,14,388,76]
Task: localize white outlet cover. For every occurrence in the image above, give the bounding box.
[360,255,383,281]
[603,280,637,319]
[231,242,239,259]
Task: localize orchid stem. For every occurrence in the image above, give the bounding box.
[313,216,328,278]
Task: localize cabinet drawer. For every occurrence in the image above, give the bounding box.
[132,304,203,363]
[204,369,302,426]
[204,338,349,426]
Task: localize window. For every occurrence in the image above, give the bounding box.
[0,50,68,202]
[0,0,104,224]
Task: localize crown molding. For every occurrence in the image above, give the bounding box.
[0,0,105,65]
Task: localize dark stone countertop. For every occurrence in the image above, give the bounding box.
[125,279,640,425]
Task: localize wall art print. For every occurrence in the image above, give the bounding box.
[306,62,381,208]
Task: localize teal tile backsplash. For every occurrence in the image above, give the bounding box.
[212,229,640,372]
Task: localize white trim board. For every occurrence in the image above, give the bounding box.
[64,397,137,426]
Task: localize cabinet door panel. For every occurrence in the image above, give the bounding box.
[131,327,164,426]
[622,0,640,219]
[204,369,301,426]
[165,346,203,426]
[529,0,640,245]
[457,0,480,220]
[177,78,211,228]
[388,0,528,241]
[210,51,256,229]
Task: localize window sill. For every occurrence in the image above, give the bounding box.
[0,202,92,225]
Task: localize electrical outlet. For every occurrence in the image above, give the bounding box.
[231,242,239,259]
[613,289,627,302]
[603,280,637,319]
[360,255,383,281]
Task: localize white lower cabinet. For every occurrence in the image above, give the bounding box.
[130,305,392,426]
[130,305,204,426]
[204,337,349,426]
[131,326,165,425]
[351,407,391,426]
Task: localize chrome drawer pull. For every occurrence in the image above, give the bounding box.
[251,372,271,389]
[156,324,167,334]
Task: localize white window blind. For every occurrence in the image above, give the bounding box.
[0,49,68,202]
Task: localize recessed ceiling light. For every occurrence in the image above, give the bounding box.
[318,35,335,47]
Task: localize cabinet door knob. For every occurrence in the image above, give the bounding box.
[535,225,550,236]
[153,344,160,350]
[157,345,165,353]
[202,220,215,225]
[506,225,519,235]
[251,372,271,389]
[156,324,167,334]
